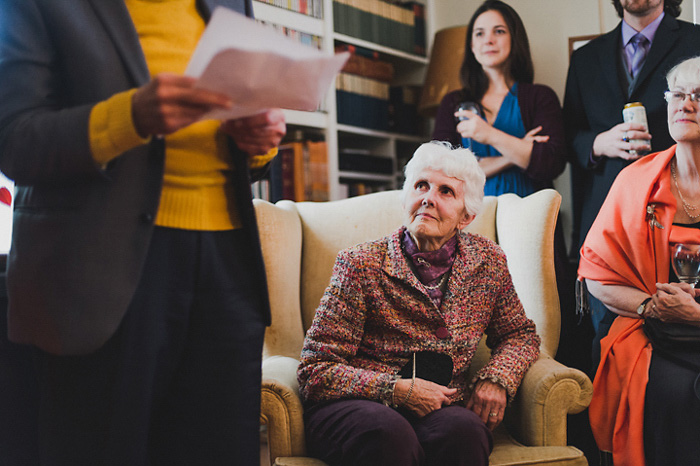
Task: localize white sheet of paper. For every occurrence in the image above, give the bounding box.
[185,7,349,121]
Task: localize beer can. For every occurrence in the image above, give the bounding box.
[622,102,649,156]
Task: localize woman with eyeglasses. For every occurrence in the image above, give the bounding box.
[579,56,700,466]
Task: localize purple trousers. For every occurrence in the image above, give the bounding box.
[304,400,493,466]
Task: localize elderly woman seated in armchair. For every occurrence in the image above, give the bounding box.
[296,141,541,466]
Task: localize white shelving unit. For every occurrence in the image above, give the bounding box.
[252,0,432,200]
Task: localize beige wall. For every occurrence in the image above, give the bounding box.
[428,0,696,251]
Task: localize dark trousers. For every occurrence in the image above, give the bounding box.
[304,399,493,466]
[31,227,265,466]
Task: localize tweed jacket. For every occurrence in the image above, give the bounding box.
[298,227,540,405]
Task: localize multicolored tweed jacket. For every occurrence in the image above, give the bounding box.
[297,227,541,406]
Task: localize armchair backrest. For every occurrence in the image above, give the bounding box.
[254,189,561,362]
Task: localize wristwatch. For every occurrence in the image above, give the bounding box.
[637,297,652,316]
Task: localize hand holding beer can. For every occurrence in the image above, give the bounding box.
[622,102,650,156]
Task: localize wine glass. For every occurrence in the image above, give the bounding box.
[671,243,700,285]
[455,101,480,152]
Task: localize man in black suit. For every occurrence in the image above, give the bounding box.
[0,1,285,465]
[564,0,700,349]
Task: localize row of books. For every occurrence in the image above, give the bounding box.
[336,74,423,134]
[339,149,394,174]
[336,72,390,131]
[254,0,324,18]
[336,43,395,82]
[333,0,426,56]
[259,137,329,203]
[256,20,323,49]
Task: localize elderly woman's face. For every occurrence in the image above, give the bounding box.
[403,169,474,251]
[667,79,700,144]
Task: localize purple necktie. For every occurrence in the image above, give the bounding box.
[629,33,649,78]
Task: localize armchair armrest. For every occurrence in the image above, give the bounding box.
[261,356,307,461]
[505,356,593,447]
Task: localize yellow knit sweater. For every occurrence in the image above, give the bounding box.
[88,0,276,230]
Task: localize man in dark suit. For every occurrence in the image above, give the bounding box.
[564,0,700,351]
[0,1,285,465]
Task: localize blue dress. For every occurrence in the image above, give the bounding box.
[461,83,535,197]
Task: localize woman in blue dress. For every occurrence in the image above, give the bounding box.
[432,0,579,370]
[432,0,566,197]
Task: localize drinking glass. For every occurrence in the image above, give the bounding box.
[671,243,700,285]
[455,101,480,152]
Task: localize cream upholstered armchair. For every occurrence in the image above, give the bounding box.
[256,189,592,466]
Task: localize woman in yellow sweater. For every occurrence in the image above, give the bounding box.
[0,1,285,465]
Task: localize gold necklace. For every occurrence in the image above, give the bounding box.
[671,161,700,219]
[423,272,449,291]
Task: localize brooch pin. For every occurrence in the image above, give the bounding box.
[646,204,664,230]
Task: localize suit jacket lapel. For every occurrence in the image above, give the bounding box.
[598,24,627,104]
[87,0,150,86]
[631,14,680,98]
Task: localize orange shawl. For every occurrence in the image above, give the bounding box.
[578,146,700,466]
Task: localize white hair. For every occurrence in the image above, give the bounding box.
[667,55,700,89]
[401,141,486,217]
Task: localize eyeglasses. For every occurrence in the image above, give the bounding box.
[664,91,700,104]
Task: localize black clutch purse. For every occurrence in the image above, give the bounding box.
[643,317,700,400]
[643,317,700,351]
[398,351,453,387]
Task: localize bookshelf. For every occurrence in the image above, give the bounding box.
[252,0,432,201]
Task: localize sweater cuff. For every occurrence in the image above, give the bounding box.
[89,89,150,167]
[249,147,278,170]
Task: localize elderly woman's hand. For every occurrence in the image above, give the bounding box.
[649,282,700,325]
[465,380,507,430]
[394,378,457,418]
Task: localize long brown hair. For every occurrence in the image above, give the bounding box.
[459,0,534,103]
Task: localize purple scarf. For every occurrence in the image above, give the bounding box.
[402,229,458,307]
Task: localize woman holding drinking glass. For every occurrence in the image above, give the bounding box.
[432,0,566,197]
[579,56,700,466]
[432,0,572,363]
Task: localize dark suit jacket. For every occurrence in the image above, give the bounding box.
[0,0,271,355]
[564,14,700,255]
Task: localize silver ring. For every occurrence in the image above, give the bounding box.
[623,133,629,142]
[489,412,498,417]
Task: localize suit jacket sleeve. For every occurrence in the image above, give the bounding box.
[563,48,600,172]
[0,0,103,185]
[520,83,567,183]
